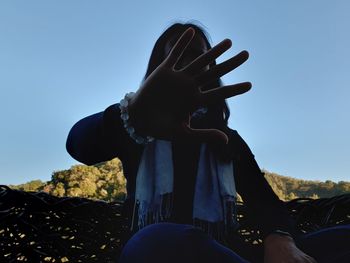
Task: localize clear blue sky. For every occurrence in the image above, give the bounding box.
[1,1,349,185]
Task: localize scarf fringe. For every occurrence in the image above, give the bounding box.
[131,193,174,231]
[131,193,239,243]
[193,197,240,243]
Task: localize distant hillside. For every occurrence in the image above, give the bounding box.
[263,170,350,200]
[9,158,350,201]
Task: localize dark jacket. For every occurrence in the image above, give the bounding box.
[66,103,298,239]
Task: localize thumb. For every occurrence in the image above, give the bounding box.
[178,124,229,145]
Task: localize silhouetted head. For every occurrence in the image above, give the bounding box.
[144,22,231,127]
[144,23,213,77]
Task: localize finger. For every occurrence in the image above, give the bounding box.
[195,51,249,84]
[175,124,229,144]
[164,27,195,67]
[183,39,232,74]
[197,82,252,106]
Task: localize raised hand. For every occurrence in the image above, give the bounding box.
[128,27,251,144]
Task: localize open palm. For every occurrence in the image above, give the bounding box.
[128,28,251,144]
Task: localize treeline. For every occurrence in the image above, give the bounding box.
[263,170,350,200]
[10,158,127,202]
[9,158,350,201]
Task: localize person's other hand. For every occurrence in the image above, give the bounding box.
[264,234,317,263]
[129,27,251,144]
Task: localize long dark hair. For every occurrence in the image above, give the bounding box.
[143,23,231,130]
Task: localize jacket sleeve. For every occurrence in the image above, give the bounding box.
[66,103,136,165]
[229,130,300,239]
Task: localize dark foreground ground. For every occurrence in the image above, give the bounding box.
[0,185,349,262]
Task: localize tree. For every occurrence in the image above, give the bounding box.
[52,182,66,197]
[309,193,319,199]
[286,192,298,201]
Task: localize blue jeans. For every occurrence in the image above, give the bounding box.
[119,223,350,263]
[295,224,350,263]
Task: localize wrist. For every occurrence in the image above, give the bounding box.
[268,230,293,238]
[119,92,154,144]
[264,230,294,247]
[127,95,141,131]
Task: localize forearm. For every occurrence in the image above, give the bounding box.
[230,131,299,238]
[66,104,131,165]
[237,162,297,236]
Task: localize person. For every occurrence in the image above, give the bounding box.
[66,23,349,263]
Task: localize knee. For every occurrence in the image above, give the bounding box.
[119,223,201,263]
